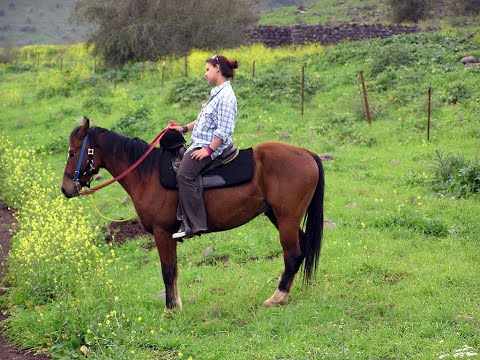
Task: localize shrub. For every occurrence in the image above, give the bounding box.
[369,44,415,76]
[0,136,127,357]
[36,136,68,155]
[111,107,154,137]
[428,150,480,198]
[167,77,211,107]
[443,81,472,105]
[5,63,32,72]
[386,0,432,23]
[0,39,17,64]
[82,97,112,114]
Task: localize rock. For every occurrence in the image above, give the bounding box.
[465,63,480,68]
[323,220,337,229]
[345,203,358,209]
[461,56,478,64]
[186,295,197,303]
[454,314,474,322]
[155,290,167,300]
[298,4,307,12]
[93,173,104,181]
[202,246,214,258]
[319,153,335,161]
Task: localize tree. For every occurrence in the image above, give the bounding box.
[73,0,259,67]
[386,0,432,24]
[0,37,17,64]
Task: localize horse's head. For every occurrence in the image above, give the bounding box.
[61,117,101,198]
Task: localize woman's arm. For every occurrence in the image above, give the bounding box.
[170,120,196,133]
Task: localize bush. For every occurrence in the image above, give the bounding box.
[369,44,415,76]
[111,107,155,137]
[82,96,112,114]
[36,136,69,155]
[428,150,480,198]
[442,81,471,105]
[386,0,432,23]
[0,39,17,64]
[447,0,480,16]
[167,77,213,106]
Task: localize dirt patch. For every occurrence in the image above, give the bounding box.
[105,219,154,249]
[0,201,50,360]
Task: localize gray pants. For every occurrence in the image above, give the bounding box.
[176,148,213,237]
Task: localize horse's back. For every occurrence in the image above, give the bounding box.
[253,141,320,177]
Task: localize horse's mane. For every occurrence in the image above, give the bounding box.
[70,126,160,177]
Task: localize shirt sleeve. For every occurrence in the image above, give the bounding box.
[213,97,237,141]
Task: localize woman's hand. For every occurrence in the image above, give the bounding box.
[169,125,184,133]
[191,148,210,160]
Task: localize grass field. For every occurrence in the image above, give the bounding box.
[1,25,480,359]
[259,0,389,26]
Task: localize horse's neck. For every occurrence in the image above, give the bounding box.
[100,145,140,199]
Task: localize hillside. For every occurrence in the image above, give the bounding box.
[260,0,452,26]
[0,0,86,47]
[1,25,480,358]
[0,0,454,48]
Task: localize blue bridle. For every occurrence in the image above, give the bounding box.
[72,134,89,184]
[67,133,95,189]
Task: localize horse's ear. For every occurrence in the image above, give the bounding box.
[79,116,90,137]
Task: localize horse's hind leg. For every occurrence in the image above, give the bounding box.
[264,218,304,307]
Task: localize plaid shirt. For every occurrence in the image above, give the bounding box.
[188,80,237,159]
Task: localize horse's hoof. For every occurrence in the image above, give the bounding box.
[264,289,289,307]
[162,307,180,318]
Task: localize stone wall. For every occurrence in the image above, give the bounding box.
[249,23,424,47]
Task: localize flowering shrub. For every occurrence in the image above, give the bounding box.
[0,136,136,357]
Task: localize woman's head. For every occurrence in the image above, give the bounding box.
[205,55,238,85]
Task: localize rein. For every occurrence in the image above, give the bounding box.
[76,122,175,196]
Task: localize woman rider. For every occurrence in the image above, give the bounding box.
[169,55,238,240]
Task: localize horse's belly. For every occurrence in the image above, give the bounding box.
[203,183,265,231]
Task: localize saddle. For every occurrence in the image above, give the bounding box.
[159,130,254,190]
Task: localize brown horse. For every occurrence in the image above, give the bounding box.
[61,118,324,310]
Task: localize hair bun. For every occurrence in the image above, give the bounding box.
[229,60,238,69]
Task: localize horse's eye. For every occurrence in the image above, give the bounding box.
[68,150,75,158]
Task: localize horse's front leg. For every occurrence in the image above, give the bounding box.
[154,228,182,311]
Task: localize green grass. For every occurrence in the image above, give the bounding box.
[259,0,390,26]
[1,26,480,359]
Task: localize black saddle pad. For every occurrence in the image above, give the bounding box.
[160,148,254,190]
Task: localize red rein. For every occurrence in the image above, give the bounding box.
[80,121,178,196]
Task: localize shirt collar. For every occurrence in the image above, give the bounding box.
[210,80,230,97]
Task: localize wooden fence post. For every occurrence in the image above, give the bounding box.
[184,55,188,77]
[360,70,371,125]
[427,85,432,141]
[301,65,305,116]
[161,61,165,87]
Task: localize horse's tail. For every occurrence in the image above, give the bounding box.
[302,153,324,285]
